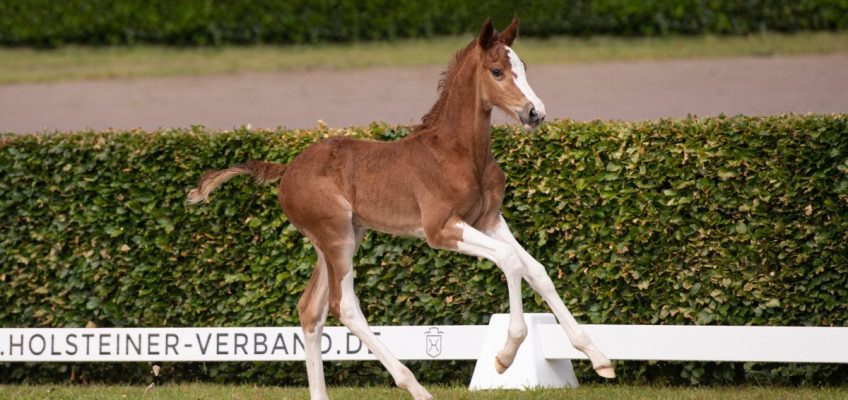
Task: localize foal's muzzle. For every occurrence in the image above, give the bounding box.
[519,103,546,129]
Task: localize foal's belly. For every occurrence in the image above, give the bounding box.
[350,195,425,238]
[352,213,426,238]
[351,190,493,239]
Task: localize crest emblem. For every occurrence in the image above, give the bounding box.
[424,327,443,358]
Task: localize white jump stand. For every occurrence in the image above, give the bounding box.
[469,313,579,390]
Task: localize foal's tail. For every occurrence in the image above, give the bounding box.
[186,161,288,204]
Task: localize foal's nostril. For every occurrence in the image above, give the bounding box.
[528,107,538,121]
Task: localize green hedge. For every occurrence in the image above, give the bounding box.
[1,115,847,385]
[2,0,847,47]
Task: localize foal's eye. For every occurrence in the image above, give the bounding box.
[490,68,503,78]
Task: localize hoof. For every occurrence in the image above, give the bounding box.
[411,388,433,400]
[494,356,509,374]
[594,365,616,379]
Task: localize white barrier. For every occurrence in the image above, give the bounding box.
[0,325,484,362]
[2,313,847,389]
[470,313,579,389]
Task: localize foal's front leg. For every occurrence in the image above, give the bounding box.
[488,215,615,378]
[449,221,528,373]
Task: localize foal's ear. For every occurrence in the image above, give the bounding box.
[498,16,519,46]
[477,17,497,51]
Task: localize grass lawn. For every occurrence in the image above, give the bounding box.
[1,384,846,400]
[1,31,847,84]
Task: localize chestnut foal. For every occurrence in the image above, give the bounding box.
[188,17,613,400]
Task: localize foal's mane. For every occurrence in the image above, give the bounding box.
[416,38,480,131]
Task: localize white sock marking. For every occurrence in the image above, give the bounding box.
[454,221,527,369]
[488,215,612,372]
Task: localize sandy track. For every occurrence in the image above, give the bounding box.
[1,54,846,133]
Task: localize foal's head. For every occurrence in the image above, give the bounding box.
[476,17,546,129]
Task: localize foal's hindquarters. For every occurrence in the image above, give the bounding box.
[278,141,433,400]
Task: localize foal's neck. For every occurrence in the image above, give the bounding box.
[433,59,493,173]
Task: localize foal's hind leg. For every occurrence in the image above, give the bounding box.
[488,215,615,378]
[318,225,432,400]
[298,252,330,400]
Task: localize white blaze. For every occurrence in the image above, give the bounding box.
[505,47,545,116]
